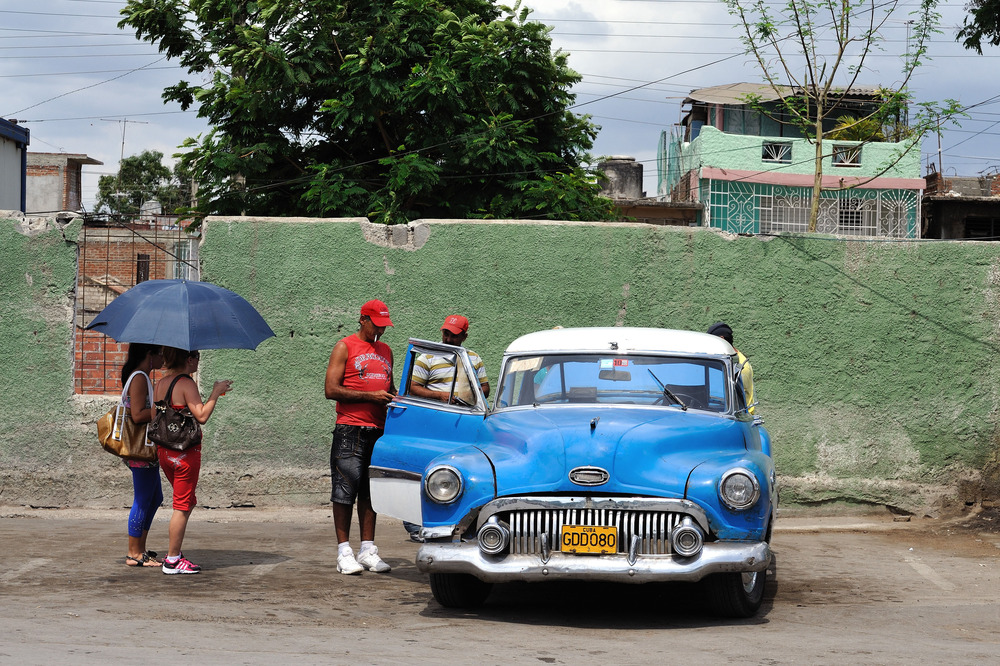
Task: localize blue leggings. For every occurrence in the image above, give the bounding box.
[128,466,163,538]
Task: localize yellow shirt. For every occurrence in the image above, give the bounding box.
[736,350,755,414]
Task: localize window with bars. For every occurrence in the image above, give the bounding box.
[173,240,195,280]
[832,144,862,167]
[762,141,792,163]
[136,253,150,284]
[838,198,865,231]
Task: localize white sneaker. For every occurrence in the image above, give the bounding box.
[357,546,391,573]
[337,551,364,575]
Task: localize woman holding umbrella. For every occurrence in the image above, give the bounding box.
[154,346,233,575]
[122,343,164,567]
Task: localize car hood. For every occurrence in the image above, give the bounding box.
[477,405,749,498]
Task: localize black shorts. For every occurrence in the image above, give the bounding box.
[330,424,382,505]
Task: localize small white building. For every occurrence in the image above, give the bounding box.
[0,119,30,213]
[26,152,103,215]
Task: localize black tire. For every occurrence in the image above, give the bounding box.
[429,573,493,608]
[704,569,767,618]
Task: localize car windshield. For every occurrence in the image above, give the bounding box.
[495,353,729,412]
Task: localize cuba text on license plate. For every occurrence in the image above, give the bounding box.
[561,524,617,554]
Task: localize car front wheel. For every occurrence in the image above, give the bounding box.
[704,569,766,618]
[429,573,493,608]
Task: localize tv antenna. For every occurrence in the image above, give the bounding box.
[100,118,149,211]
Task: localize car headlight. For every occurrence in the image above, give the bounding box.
[424,466,463,504]
[719,468,760,510]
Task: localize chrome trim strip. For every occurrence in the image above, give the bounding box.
[476,496,710,534]
[627,534,640,566]
[569,466,610,486]
[422,525,457,539]
[416,541,771,583]
[369,466,422,482]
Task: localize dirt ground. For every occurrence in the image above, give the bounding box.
[0,504,997,665]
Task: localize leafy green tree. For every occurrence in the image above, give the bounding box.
[722,0,962,232]
[827,115,887,143]
[119,0,615,224]
[958,0,1000,54]
[95,150,192,217]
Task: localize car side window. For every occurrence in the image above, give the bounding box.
[733,375,748,414]
[403,345,480,409]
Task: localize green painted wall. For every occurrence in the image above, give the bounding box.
[0,217,103,503]
[685,126,920,178]
[2,216,998,511]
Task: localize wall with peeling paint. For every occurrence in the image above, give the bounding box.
[2,215,998,513]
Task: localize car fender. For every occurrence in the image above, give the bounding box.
[685,452,774,540]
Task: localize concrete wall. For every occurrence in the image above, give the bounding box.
[25,154,101,214]
[2,215,998,513]
[684,126,920,179]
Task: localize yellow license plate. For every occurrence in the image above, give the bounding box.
[560,524,618,554]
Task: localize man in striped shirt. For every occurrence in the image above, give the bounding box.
[410,314,490,403]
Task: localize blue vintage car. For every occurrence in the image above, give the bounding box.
[370,327,775,617]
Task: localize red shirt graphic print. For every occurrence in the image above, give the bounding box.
[335,334,393,428]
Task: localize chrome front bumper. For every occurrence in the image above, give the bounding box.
[416,540,771,583]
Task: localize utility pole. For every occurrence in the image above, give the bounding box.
[100,118,148,216]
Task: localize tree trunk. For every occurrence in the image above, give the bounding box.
[808,115,824,233]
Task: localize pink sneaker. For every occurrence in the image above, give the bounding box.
[161,553,201,575]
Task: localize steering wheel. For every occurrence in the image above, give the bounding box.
[451,395,474,407]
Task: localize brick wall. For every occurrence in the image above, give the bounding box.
[66,164,81,211]
[26,165,59,177]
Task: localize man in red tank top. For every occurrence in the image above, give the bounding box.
[324,299,396,575]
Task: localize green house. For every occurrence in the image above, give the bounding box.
[658,83,925,237]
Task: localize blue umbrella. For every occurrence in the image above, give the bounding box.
[86,279,275,351]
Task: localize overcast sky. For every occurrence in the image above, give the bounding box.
[3,0,998,211]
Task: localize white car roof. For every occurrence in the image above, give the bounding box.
[504,327,736,357]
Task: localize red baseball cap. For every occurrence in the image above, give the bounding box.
[441,314,469,334]
[360,299,393,327]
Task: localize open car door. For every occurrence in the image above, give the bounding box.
[370,338,488,523]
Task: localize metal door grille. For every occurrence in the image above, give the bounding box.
[74,214,199,394]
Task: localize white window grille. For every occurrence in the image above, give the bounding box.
[759,187,811,233]
[832,144,862,167]
[762,141,792,163]
[711,180,918,237]
[172,239,198,281]
[838,198,866,234]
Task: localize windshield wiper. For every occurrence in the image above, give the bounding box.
[647,370,687,411]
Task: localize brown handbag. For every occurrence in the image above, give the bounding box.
[97,371,157,462]
[148,374,202,451]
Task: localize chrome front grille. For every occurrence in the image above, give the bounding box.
[504,508,687,555]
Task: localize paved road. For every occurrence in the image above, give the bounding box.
[0,507,997,665]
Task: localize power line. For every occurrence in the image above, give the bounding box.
[0,53,170,59]
[19,111,194,123]
[0,29,124,37]
[0,64,177,79]
[0,10,119,18]
[10,0,995,208]
[0,43,154,50]
[4,57,168,116]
